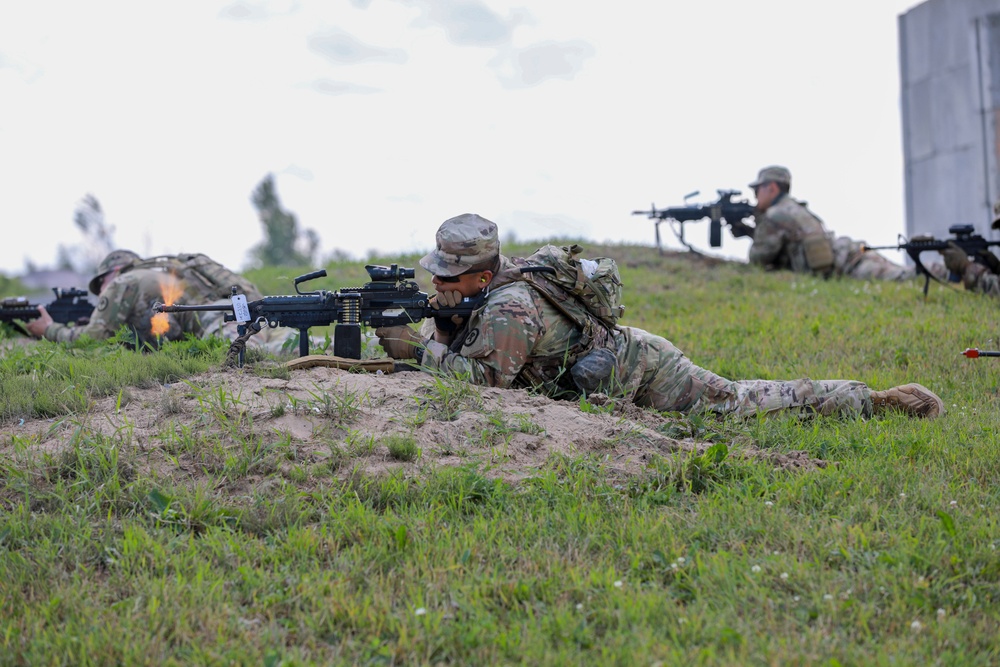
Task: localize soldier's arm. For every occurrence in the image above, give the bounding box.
[747,216,787,267]
[963,264,1000,299]
[419,296,542,388]
[45,280,139,342]
[45,315,97,343]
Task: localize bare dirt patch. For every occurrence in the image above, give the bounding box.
[4,365,826,486]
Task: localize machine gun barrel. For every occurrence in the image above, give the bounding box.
[155,303,235,313]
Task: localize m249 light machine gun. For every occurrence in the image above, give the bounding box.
[0,287,93,333]
[154,264,487,365]
[632,189,756,254]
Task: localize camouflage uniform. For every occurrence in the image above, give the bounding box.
[748,193,831,274]
[44,251,288,350]
[749,194,915,280]
[412,214,874,418]
[46,268,219,345]
[832,237,917,281]
[958,264,1000,299]
[748,166,922,281]
[950,200,1000,298]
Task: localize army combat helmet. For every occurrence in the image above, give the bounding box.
[419,213,501,277]
[89,249,141,295]
[748,165,792,189]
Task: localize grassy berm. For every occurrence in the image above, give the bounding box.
[1,242,998,666]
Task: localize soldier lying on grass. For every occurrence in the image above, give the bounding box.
[374,214,944,420]
[941,201,1000,300]
[23,250,286,352]
[742,165,944,282]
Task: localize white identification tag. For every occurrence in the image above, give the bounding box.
[231,294,251,323]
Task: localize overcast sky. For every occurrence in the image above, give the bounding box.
[0,0,924,276]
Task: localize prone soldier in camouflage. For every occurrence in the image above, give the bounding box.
[24,250,272,348]
[747,166,925,281]
[374,213,944,419]
[941,202,1000,299]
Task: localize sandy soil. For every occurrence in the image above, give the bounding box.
[4,362,826,487]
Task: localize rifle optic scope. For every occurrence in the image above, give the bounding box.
[366,264,415,281]
[53,287,89,299]
[948,224,976,238]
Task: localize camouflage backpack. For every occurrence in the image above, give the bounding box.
[510,244,625,329]
[128,254,263,301]
[506,244,626,396]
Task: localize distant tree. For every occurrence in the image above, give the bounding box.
[54,194,117,274]
[323,247,355,263]
[248,174,320,267]
[55,246,75,271]
[0,272,28,296]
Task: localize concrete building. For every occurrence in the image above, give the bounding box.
[899,0,1000,244]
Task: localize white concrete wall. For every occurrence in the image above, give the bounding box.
[900,0,1000,242]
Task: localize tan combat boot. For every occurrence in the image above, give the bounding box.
[870,383,945,419]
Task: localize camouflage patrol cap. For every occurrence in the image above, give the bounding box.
[749,165,792,189]
[419,213,501,277]
[89,249,141,294]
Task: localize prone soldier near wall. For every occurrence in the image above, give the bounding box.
[747,166,932,281]
[940,202,1000,300]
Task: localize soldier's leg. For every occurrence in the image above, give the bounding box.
[834,237,915,281]
[968,269,1000,298]
[845,253,914,281]
[628,329,872,418]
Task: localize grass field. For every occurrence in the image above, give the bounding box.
[1,242,998,665]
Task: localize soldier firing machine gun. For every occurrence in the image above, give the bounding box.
[632,189,756,255]
[154,264,491,366]
[0,287,93,333]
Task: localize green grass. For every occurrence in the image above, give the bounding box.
[2,242,1000,665]
[0,333,230,422]
[383,434,421,462]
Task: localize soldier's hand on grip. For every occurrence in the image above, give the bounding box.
[433,290,463,308]
[24,305,53,339]
[976,248,1000,275]
[941,242,971,275]
[430,290,465,334]
[375,326,422,360]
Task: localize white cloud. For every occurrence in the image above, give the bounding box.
[0,0,923,276]
[307,27,409,65]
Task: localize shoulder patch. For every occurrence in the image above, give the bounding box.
[97,296,109,311]
[463,328,480,348]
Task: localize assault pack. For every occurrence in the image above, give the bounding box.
[510,244,624,329]
[503,244,626,396]
[127,253,263,301]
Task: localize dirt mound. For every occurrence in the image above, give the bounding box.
[5,366,826,485]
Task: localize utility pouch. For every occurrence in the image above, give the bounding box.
[570,347,619,395]
[802,233,835,272]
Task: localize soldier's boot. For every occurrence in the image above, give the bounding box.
[870,383,945,419]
